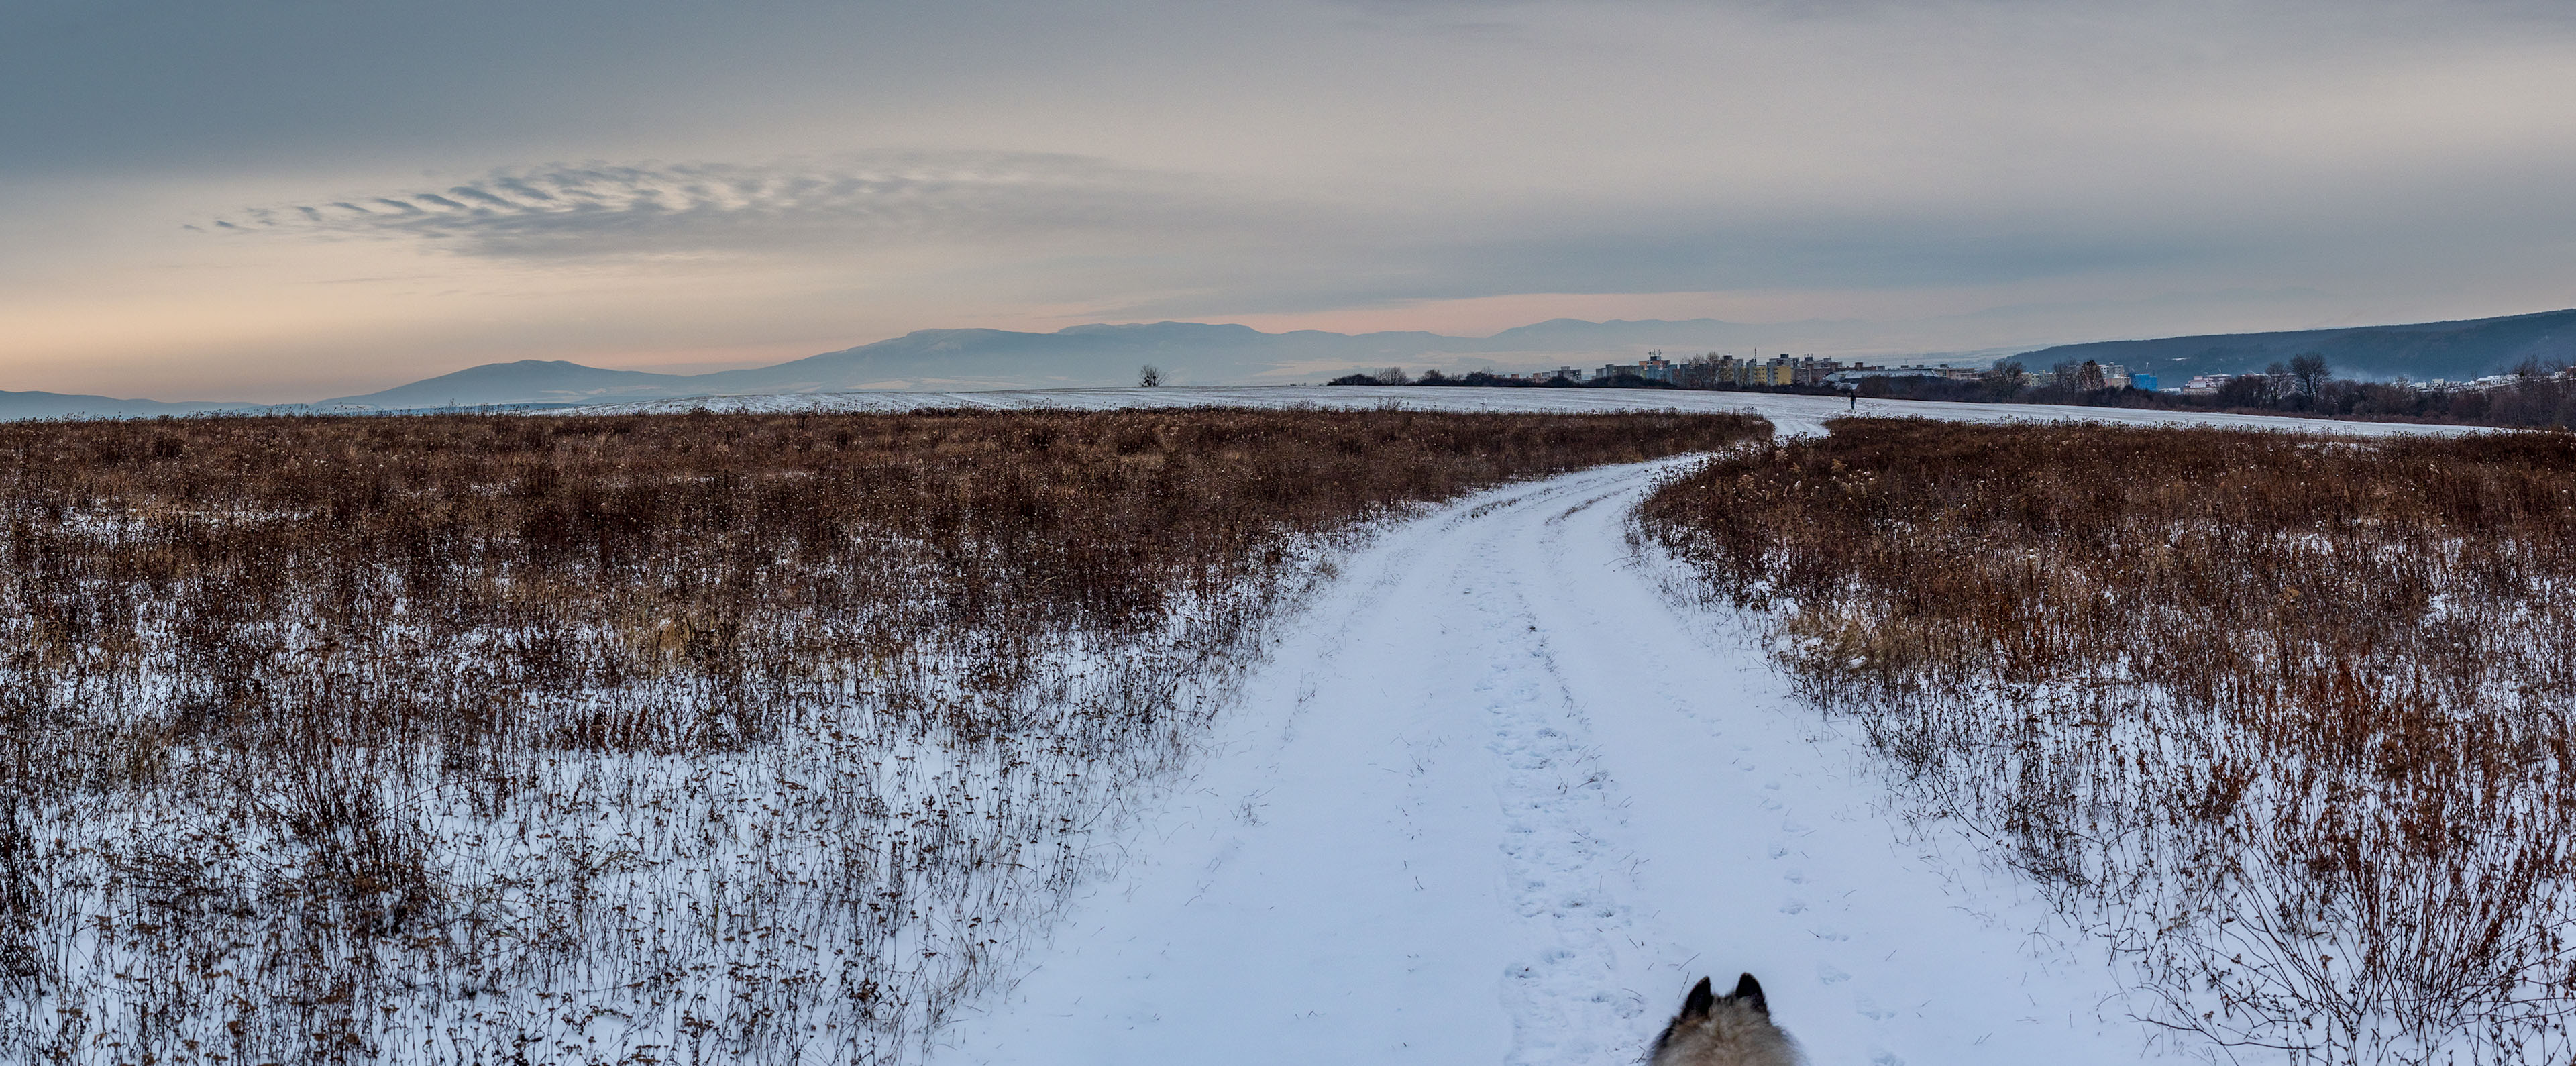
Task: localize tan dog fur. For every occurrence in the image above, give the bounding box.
[1647,973,1799,1066]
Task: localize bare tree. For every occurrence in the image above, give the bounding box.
[1373,366,1411,386]
[2288,353,2329,396]
[1138,364,1163,388]
[1982,360,2028,401]
[1672,354,1714,389]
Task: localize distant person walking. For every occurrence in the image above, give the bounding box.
[1848,393,1857,410]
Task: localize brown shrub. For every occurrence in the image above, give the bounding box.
[1642,417,2576,1063]
[0,407,1768,1063]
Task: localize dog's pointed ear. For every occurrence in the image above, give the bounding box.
[1729,973,1769,1016]
[1680,976,1715,1020]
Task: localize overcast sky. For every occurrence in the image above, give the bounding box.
[7,0,2575,400]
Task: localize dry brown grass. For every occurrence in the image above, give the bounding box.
[1641,417,2576,1064]
[0,407,1770,1065]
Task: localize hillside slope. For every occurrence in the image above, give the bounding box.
[680,322,1479,392]
[313,360,694,408]
[309,319,1847,410]
[19,309,2575,421]
[0,390,260,421]
[2017,308,2576,381]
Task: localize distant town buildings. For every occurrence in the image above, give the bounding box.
[1683,352,1843,387]
[1824,363,1978,388]
[1358,354,2565,399]
[1489,366,1591,383]
[1603,352,1680,382]
[1489,350,1849,386]
[1487,352,2012,389]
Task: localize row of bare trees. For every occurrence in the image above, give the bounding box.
[1870,354,2576,429]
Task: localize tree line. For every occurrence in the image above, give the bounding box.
[1858,354,2576,429]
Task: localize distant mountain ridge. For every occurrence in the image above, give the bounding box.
[2015,308,2576,382]
[9,309,2573,421]
[333,360,696,409]
[15,318,1799,419]
[0,390,264,421]
[321,310,2569,409]
[312,319,1815,409]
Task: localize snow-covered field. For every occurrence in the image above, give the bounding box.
[25,393,2465,1062]
[559,384,2485,441]
[560,387,2484,1063]
[923,456,2160,1066]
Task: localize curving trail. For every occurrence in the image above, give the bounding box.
[928,455,2165,1066]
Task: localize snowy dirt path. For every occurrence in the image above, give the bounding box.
[926,456,2156,1066]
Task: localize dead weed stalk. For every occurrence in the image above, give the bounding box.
[1,407,1768,1065]
[1641,417,2576,1064]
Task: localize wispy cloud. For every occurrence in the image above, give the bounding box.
[216,152,1243,260]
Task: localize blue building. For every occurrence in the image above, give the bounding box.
[2130,372,2159,392]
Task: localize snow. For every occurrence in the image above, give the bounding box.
[13,389,2493,1061]
[556,384,2488,441]
[544,384,2486,1063]
[923,456,2163,1066]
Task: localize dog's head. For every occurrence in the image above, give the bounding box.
[1648,973,1795,1065]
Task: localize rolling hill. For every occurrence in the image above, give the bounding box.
[0,390,264,421]
[13,309,2575,421]
[311,319,1790,409]
[2015,308,2576,382]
